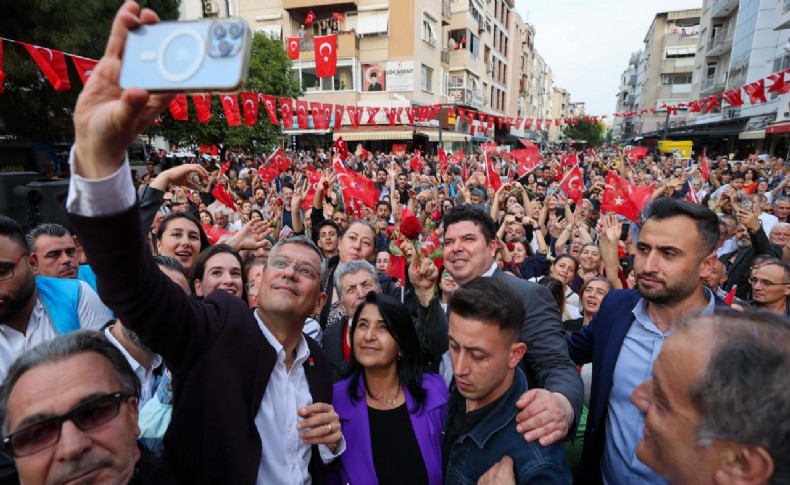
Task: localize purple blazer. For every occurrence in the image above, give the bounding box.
[328,372,448,485]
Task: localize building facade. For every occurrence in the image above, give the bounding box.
[613,51,641,140]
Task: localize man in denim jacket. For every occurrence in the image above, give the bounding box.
[442,278,571,484]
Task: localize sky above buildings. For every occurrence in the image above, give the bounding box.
[517,0,702,117]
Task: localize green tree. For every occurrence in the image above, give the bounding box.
[563,119,605,147]
[145,33,302,157]
[0,0,179,142]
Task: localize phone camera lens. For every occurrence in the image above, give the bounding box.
[228,23,242,38]
[213,24,226,38]
[218,39,231,55]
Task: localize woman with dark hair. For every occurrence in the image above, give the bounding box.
[330,292,447,485]
[563,277,612,333]
[199,209,213,226]
[188,244,245,300]
[530,254,581,319]
[156,212,211,273]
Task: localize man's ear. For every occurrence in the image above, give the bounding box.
[28,254,40,274]
[508,342,527,369]
[715,443,774,485]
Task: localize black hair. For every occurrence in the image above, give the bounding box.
[643,197,720,256]
[188,244,245,299]
[376,200,392,212]
[347,292,427,411]
[730,171,745,181]
[316,219,341,238]
[537,276,565,314]
[448,277,524,340]
[443,205,498,243]
[0,216,29,254]
[157,212,211,252]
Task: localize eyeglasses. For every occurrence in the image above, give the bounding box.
[0,254,26,282]
[2,392,134,457]
[268,256,319,280]
[748,276,790,288]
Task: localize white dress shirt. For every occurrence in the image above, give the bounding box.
[104,326,162,409]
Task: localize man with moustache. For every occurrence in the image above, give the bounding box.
[567,198,729,484]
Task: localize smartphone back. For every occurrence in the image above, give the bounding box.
[120,18,251,92]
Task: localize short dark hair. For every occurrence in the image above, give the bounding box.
[347,292,427,411]
[157,212,210,252]
[677,310,790,483]
[26,223,71,253]
[188,244,245,298]
[153,255,187,277]
[0,216,29,255]
[730,171,745,181]
[448,277,524,340]
[443,205,498,243]
[316,219,341,237]
[643,197,720,256]
[375,200,392,213]
[0,330,140,434]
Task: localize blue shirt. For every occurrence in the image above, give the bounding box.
[601,289,716,484]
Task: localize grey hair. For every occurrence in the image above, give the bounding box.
[677,310,790,484]
[25,223,71,252]
[268,235,328,290]
[0,330,140,435]
[334,260,380,296]
[771,222,790,234]
[773,196,790,206]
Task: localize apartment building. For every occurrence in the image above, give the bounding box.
[613,51,641,140]
[549,87,571,142]
[634,9,702,135]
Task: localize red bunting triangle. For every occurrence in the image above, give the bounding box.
[21,43,71,91]
[71,56,97,85]
[192,93,212,124]
[220,93,241,126]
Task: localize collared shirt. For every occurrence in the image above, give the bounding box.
[601,289,716,485]
[104,326,163,409]
[482,262,498,278]
[0,288,111,381]
[253,310,344,485]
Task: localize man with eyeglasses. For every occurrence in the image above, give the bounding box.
[747,259,790,316]
[0,330,176,483]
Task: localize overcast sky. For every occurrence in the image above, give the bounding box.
[516,0,702,117]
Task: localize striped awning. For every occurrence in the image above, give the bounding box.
[332,130,414,141]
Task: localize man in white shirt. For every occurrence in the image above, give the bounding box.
[0,216,112,381]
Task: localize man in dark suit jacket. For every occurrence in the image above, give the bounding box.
[410,205,583,446]
[720,211,782,300]
[567,198,727,484]
[64,4,343,483]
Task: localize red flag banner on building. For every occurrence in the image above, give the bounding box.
[558,164,584,204]
[280,98,294,129]
[295,100,309,129]
[334,160,379,208]
[333,105,345,129]
[722,89,744,107]
[168,94,188,121]
[333,137,349,160]
[768,72,790,95]
[314,34,337,78]
[600,173,655,222]
[260,94,280,125]
[241,91,258,126]
[21,43,70,91]
[211,183,238,211]
[71,56,98,85]
[192,93,212,123]
[347,106,361,128]
[286,37,300,60]
[220,94,241,126]
[310,102,324,130]
[321,103,334,130]
[744,80,767,104]
[485,153,502,191]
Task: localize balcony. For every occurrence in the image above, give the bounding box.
[447,87,485,108]
[289,32,359,60]
[700,75,726,96]
[706,27,733,57]
[777,0,790,30]
[711,0,738,19]
[282,0,358,8]
[442,0,451,25]
[441,49,450,65]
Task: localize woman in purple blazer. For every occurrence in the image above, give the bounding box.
[328,292,448,485]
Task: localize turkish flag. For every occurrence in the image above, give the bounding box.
[406,106,417,124]
[510,147,541,177]
[481,142,498,154]
[295,100,309,129]
[700,147,710,183]
[333,105,345,129]
[0,40,5,93]
[220,94,241,126]
[260,94,280,125]
[558,165,584,204]
[314,35,337,78]
[280,98,294,129]
[241,91,258,126]
[168,95,188,121]
[302,166,323,211]
[768,72,790,95]
[333,137,349,160]
[258,165,279,184]
[514,117,524,130]
[192,93,212,123]
[305,10,316,25]
[723,286,737,306]
[385,108,398,126]
[270,148,291,172]
[334,160,379,209]
[524,118,533,130]
[201,223,232,245]
[211,183,238,211]
[219,161,231,176]
[366,106,380,126]
[722,89,744,107]
[536,119,543,131]
[310,102,324,129]
[600,173,654,222]
[286,37,300,60]
[561,153,578,170]
[386,253,406,286]
[438,147,449,170]
[450,150,465,165]
[410,152,424,173]
[485,153,502,191]
[625,146,648,162]
[21,43,70,91]
[347,106,361,128]
[321,103,333,130]
[71,56,98,85]
[744,80,767,104]
[332,12,345,22]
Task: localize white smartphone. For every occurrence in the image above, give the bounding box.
[120,18,251,92]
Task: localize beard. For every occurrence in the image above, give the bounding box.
[0,272,35,322]
[636,271,699,305]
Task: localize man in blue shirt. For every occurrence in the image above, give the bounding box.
[568,197,727,484]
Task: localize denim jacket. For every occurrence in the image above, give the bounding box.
[444,368,572,484]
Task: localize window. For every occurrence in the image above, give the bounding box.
[293,61,355,92]
[706,62,717,78]
[421,65,433,92]
[661,74,692,85]
[469,34,481,59]
[422,16,437,47]
[357,9,389,36]
[664,47,695,59]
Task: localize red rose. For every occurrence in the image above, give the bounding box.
[400,214,423,241]
[431,211,442,221]
[322,181,330,189]
[506,242,515,252]
[276,198,284,206]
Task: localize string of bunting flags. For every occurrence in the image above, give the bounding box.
[1,36,790,131]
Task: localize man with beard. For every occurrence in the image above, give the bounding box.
[567,198,729,484]
[0,216,112,381]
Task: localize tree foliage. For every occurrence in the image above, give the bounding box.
[562,119,606,147]
[145,33,302,156]
[0,0,180,142]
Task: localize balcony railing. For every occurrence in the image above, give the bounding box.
[441,49,450,64]
[442,1,451,20]
[707,26,732,54]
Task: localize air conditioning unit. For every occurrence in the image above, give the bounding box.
[203,1,214,14]
[478,19,485,33]
[486,61,494,73]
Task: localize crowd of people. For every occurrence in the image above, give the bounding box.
[0,3,788,485]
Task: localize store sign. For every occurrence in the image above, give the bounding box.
[385,61,414,92]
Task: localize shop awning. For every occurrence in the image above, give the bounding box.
[422,130,470,142]
[739,130,765,140]
[332,128,415,141]
[766,120,790,134]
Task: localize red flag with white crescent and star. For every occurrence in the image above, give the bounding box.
[220,93,241,126]
[21,43,70,91]
[280,98,294,129]
[333,137,349,161]
[241,91,258,126]
[557,164,584,204]
[333,160,379,209]
[192,93,212,124]
[333,105,345,129]
[260,94,279,125]
[301,166,323,211]
[286,37,300,60]
[168,95,188,121]
[305,11,316,26]
[270,148,291,172]
[314,35,337,78]
[438,148,449,170]
[601,172,655,222]
[295,100,309,129]
[71,56,98,85]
